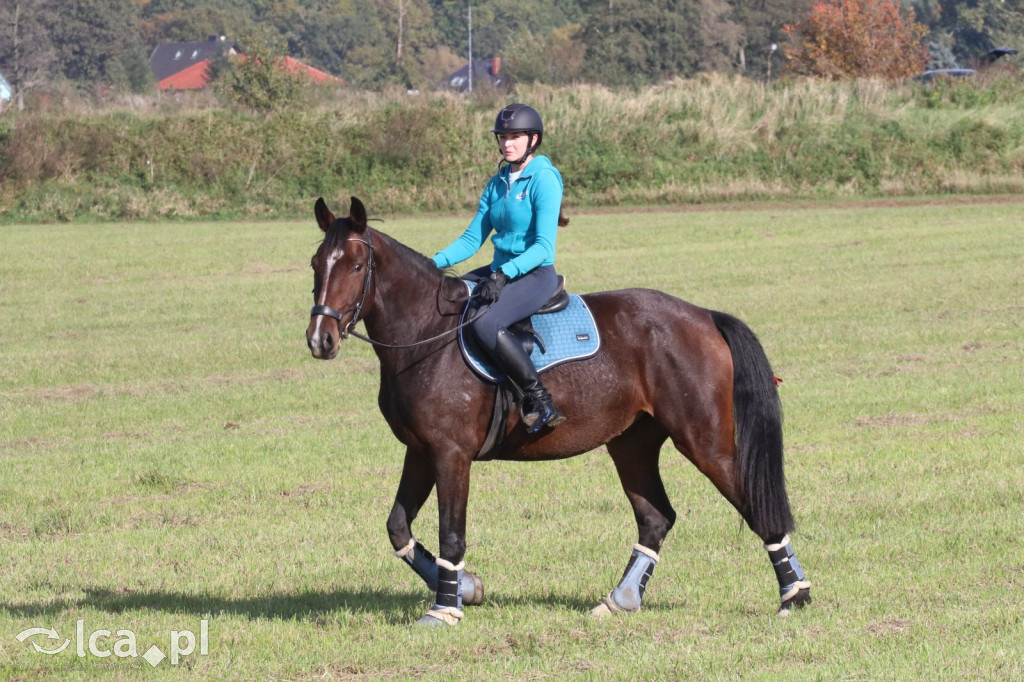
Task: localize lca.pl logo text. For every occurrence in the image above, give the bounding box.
[16,619,209,668]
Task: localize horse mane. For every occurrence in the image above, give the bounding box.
[321,219,432,272]
[378,230,433,269]
[371,227,477,305]
[321,218,467,306]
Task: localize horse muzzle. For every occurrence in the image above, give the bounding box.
[306,327,339,360]
[307,305,350,359]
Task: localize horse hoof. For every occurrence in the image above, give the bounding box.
[415,602,464,622]
[416,608,463,627]
[777,587,812,617]
[461,571,485,607]
[589,594,636,618]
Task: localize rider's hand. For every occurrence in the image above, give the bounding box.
[475,271,509,303]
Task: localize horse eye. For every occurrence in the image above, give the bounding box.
[354,263,364,272]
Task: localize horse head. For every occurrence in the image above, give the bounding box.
[306,197,374,359]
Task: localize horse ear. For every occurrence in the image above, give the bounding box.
[349,196,368,233]
[314,198,334,233]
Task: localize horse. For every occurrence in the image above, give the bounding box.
[305,197,811,626]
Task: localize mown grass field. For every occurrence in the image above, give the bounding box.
[1,198,1021,680]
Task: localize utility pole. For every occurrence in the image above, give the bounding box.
[397,0,406,60]
[467,4,473,93]
[766,43,777,85]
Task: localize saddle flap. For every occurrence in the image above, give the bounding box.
[508,320,542,355]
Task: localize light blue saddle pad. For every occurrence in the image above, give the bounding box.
[458,281,601,383]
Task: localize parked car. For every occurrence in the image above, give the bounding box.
[914,68,976,82]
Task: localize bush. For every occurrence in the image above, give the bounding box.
[212,30,309,112]
[2,77,1024,222]
[783,0,928,81]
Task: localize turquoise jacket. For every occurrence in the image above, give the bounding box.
[432,155,563,279]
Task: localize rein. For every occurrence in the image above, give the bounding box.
[348,311,481,350]
[309,229,482,350]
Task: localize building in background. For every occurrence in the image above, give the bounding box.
[150,36,342,91]
[443,57,505,92]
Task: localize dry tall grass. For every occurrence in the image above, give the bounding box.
[2,71,1023,221]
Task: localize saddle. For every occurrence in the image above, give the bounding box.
[458,276,600,383]
[503,275,571,356]
[459,276,601,459]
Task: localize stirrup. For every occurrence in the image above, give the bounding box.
[522,402,565,433]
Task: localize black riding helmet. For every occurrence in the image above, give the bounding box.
[491,103,543,164]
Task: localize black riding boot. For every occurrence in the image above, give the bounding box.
[492,329,565,433]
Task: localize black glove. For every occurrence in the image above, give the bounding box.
[475,270,509,303]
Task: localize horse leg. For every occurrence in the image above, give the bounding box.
[661,398,811,616]
[387,448,483,608]
[592,418,675,616]
[706,311,812,614]
[669,433,811,614]
[417,450,474,627]
[763,533,812,615]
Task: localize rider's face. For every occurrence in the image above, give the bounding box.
[496,132,533,163]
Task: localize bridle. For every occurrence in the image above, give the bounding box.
[309,230,376,340]
[309,228,483,350]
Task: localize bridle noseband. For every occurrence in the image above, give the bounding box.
[309,230,375,339]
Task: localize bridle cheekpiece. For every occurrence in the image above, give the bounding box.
[309,229,375,339]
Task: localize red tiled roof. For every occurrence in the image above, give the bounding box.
[156,59,212,90]
[156,55,344,91]
[279,56,344,85]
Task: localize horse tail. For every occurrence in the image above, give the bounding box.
[709,310,795,539]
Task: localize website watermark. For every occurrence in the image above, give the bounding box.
[15,619,209,668]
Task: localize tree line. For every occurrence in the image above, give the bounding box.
[1,0,1022,105]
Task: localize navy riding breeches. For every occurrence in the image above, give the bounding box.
[464,264,559,353]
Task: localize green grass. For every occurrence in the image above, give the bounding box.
[1,198,1022,679]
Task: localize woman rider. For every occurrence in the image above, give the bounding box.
[432,103,567,433]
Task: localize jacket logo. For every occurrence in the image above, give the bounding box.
[515,190,528,201]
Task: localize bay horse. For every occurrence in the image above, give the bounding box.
[305,197,811,626]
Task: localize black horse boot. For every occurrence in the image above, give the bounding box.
[492,329,565,433]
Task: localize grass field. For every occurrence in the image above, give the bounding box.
[1,198,1022,680]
